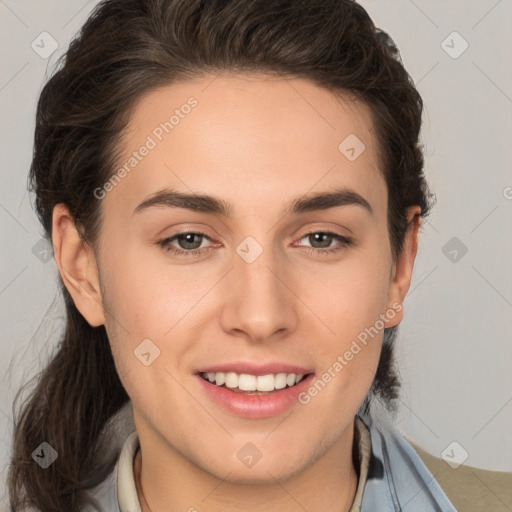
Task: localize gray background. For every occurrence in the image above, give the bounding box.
[1,0,511,507]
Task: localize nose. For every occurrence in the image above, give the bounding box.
[218,242,298,344]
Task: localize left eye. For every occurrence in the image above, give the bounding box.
[157,232,212,255]
[297,231,350,250]
[157,230,352,257]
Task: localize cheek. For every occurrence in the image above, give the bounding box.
[99,247,195,334]
[298,249,390,398]
[97,253,210,392]
[306,256,391,342]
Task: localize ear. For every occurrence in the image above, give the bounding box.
[52,203,106,327]
[384,206,422,328]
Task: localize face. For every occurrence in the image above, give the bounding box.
[55,73,418,484]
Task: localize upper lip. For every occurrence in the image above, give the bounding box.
[196,361,313,376]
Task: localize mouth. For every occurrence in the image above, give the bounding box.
[195,362,315,418]
[199,371,311,395]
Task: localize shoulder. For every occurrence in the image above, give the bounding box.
[411,441,512,512]
[358,412,456,511]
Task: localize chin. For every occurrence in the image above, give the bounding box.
[213,466,299,486]
[198,450,311,485]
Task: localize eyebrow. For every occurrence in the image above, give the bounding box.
[132,187,373,217]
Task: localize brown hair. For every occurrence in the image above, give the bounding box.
[8,0,433,509]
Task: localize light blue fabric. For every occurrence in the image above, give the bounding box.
[358,412,456,511]
[85,411,456,512]
[84,465,121,512]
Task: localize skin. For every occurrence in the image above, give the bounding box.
[52,73,421,511]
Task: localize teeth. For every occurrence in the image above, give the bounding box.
[286,373,296,386]
[256,374,275,392]
[275,373,287,390]
[201,371,306,392]
[238,374,257,391]
[225,372,238,388]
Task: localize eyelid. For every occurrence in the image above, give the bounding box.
[156,230,219,256]
[296,228,351,241]
[293,230,353,254]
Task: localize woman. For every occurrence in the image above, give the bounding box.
[7,0,455,510]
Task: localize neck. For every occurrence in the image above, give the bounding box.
[133,425,359,512]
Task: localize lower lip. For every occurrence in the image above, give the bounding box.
[196,374,315,418]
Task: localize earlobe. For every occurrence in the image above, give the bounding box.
[384,206,422,328]
[52,203,106,327]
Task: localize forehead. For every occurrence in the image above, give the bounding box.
[102,73,386,222]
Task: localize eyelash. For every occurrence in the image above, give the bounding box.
[156,230,353,258]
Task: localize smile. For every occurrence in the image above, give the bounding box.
[196,370,315,418]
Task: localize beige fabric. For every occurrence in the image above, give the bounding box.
[117,430,142,512]
[349,417,372,512]
[116,419,372,512]
[410,442,512,512]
